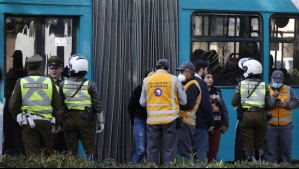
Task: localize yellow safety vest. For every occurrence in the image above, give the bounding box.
[180,80,201,125]
[144,72,179,125]
[240,80,266,108]
[20,76,53,119]
[268,85,292,126]
[63,79,92,110]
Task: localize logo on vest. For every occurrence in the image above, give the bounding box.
[154,88,162,97]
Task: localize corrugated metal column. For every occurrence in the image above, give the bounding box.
[92,0,178,162]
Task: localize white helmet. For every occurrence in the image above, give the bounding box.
[68,54,88,75]
[242,59,262,78]
[238,58,251,69]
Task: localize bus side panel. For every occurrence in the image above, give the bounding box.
[218,89,237,161]
[179,9,192,64]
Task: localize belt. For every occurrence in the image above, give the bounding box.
[69,109,84,112]
[242,108,264,112]
[31,115,51,121]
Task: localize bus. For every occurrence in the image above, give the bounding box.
[179,0,299,161]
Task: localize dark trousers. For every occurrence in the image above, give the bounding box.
[64,113,95,156]
[208,126,221,162]
[22,120,53,156]
[264,123,293,163]
[53,130,67,153]
[147,120,177,164]
[3,108,25,155]
[239,112,267,151]
[177,123,195,160]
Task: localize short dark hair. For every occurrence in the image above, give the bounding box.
[155,65,169,71]
[145,68,155,78]
[27,63,41,71]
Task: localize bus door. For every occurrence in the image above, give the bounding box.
[3,15,77,155]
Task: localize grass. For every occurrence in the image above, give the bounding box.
[0,154,298,168]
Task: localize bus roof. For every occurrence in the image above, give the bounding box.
[180,0,299,13]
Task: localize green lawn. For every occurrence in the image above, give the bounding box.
[0,154,298,168]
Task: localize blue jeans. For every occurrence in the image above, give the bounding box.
[194,128,209,162]
[132,118,147,164]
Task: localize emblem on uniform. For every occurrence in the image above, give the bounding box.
[154,88,162,97]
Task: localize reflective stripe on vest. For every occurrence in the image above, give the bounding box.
[63,80,91,110]
[240,80,266,108]
[145,72,179,125]
[180,80,201,125]
[268,85,292,126]
[20,76,53,118]
[55,84,59,92]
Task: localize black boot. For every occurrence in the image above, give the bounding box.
[254,149,263,161]
[87,154,96,162]
[243,150,253,162]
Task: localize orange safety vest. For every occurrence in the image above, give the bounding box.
[180,80,201,125]
[268,85,292,126]
[144,72,179,125]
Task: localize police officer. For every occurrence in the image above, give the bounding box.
[176,61,201,160]
[48,56,64,86]
[231,59,274,161]
[139,59,187,164]
[60,54,104,160]
[47,56,67,153]
[9,54,63,156]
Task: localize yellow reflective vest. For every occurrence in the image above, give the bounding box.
[20,76,53,119]
[240,80,266,108]
[268,85,292,126]
[180,80,201,125]
[63,79,92,110]
[144,72,180,125]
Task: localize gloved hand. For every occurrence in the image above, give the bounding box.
[16,113,23,127]
[96,112,104,133]
[16,113,27,127]
[51,126,61,134]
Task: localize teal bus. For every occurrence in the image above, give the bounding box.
[179,0,299,162]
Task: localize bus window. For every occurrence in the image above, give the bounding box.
[191,13,262,86]
[270,15,299,86]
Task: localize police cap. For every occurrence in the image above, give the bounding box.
[48,56,64,69]
[26,54,43,65]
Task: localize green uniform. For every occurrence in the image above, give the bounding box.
[232,78,275,160]
[61,76,102,156]
[9,71,63,156]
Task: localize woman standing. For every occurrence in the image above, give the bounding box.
[128,68,155,164]
[204,73,229,162]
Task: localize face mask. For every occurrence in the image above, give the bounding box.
[178,74,186,82]
[271,82,283,89]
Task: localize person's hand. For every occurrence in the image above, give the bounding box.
[220,126,227,133]
[272,91,280,97]
[96,112,105,133]
[97,123,104,133]
[51,126,61,134]
[210,94,217,100]
[208,126,214,134]
[278,102,286,108]
[212,104,219,112]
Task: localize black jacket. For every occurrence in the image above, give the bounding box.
[209,86,229,128]
[128,84,147,125]
[194,76,215,129]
